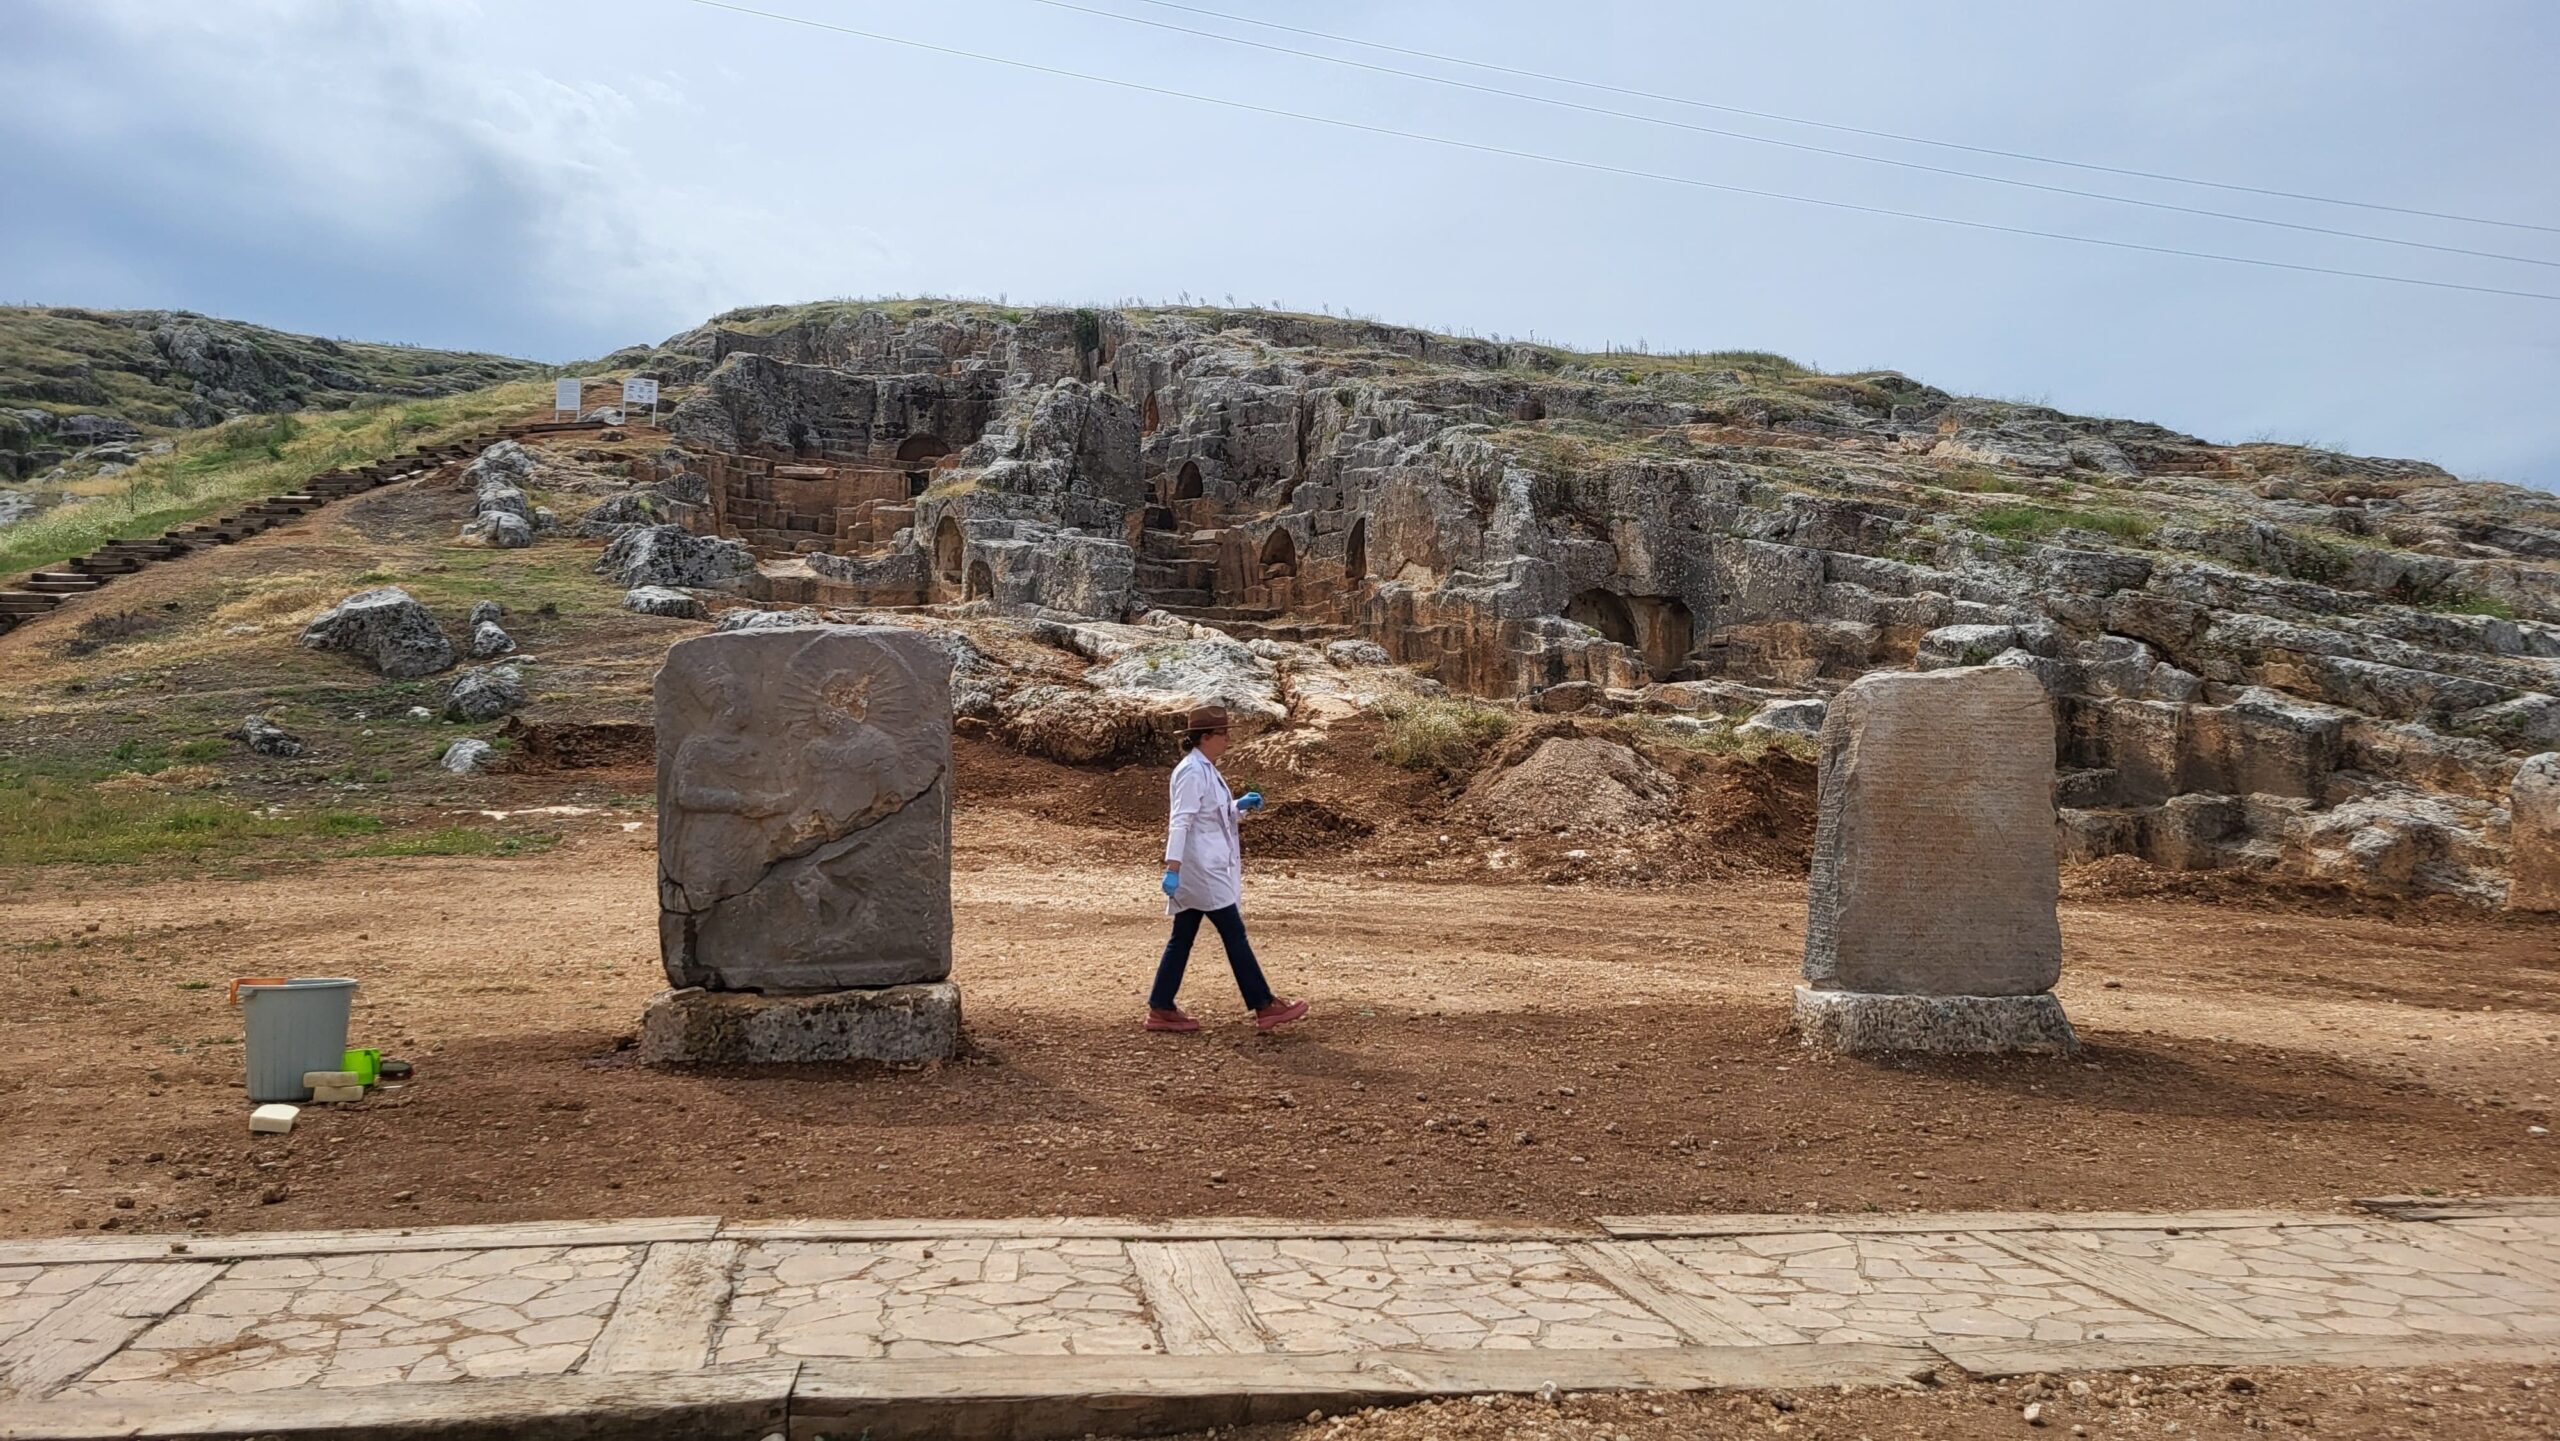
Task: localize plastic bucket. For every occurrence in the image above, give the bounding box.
[236,978,359,1103]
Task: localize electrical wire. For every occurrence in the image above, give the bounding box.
[1119,0,2560,238]
[675,0,2560,302]
[1021,0,2560,271]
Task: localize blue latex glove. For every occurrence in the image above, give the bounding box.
[1161,869,1181,898]
[1236,791,1264,813]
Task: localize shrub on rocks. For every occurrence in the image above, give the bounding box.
[443,663,526,722]
[300,587,454,678]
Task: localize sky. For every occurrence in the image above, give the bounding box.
[2,0,2555,486]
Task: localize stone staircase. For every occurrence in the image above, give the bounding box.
[0,425,571,637]
[1135,528,1218,611]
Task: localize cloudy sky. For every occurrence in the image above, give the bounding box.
[3,0,2554,485]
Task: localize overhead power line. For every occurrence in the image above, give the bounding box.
[1119,0,2560,239]
[675,0,2560,303]
[1023,0,2560,271]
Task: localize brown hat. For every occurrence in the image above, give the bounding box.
[1182,705,1231,736]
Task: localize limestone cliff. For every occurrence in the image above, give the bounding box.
[645,301,2560,904]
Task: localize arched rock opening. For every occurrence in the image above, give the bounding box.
[1567,588,1637,648]
[896,434,951,463]
[965,559,995,602]
[1172,461,1204,501]
[1259,529,1298,577]
[1345,518,1367,585]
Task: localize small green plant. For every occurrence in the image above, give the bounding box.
[175,738,228,762]
[1373,694,1511,773]
[2424,592,2518,621]
[1973,504,2154,543]
[1932,465,2024,495]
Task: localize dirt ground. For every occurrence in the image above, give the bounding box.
[3,732,2558,1240]
[1176,1364,2557,1441]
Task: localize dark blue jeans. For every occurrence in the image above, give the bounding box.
[1151,905,1275,1011]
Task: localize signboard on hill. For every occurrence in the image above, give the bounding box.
[554,378,580,418]
[622,377,659,423]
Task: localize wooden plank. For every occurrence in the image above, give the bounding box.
[0,1364,797,1441]
[720,1216,1586,1243]
[0,1262,221,1400]
[586,1240,741,1374]
[1600,1209,2347,1239]
[2358,1195,2560,1221]
[1940,1335,2560,1378]
[1128,1241,1268,1356]
[1566,1241,1799,1347]
[0,1217,721,1268]
[791,1344,1939,1436]
[1971,1231,2290,1340]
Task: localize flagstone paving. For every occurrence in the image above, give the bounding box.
[3,1203,2557,1437]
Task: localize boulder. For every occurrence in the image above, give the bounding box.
[469,620,516,658]
[1915,624,2018,669]
[1324,638,1393,668]
[468,600,506,627]
[1739,697,1828,736]
[657,627,953,993]
[443,663,527,722]
[231,714,304,759]
[440,738,493,774]
[715,606,829,632]
[625,586,705,619]
[576,489,676,537]
[2505,754,2558,912]
[1085,635,1286,732]
[1530,681,1606,714]
[460,511,533,548]
[597,523,756,589]
[300,587,455,678]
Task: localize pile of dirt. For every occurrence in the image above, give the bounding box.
[1457,732,1678,836]
[491,719,653,772]
[1239,797,1374,859]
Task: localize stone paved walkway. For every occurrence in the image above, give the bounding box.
[3,1201,2556,1439]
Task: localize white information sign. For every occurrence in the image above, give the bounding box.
[621,377,659,408]
[554,378,581,416]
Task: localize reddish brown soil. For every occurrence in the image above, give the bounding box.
[1188,1365,2559,1441]
[3,746,2558,1241]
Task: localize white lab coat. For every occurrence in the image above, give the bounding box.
[1164,747,1243,915]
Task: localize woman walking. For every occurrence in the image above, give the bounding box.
[1148,705,1309,1033]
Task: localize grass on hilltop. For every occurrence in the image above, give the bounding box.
[0,379,551,577]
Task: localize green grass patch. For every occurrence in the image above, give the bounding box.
[1374,694,1512,774]
[1931,465,2026,496]
[346,827,559,858]
[2424,592,2518,620]
[1973,504,2156,543]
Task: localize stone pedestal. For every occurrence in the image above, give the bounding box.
[1794,987,2078,1056]
[1798,666,2076,1054]
[639,984,961,1066]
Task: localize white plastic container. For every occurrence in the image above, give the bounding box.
[237,977,358,1103]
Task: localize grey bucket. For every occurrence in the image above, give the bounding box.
[239,978,358,1103]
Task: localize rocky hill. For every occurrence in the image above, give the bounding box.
[613,300,2557,905]
[0,306,543,480]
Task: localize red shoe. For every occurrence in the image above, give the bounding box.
[1253,998,1310,1031]
[1144,1007,1201,1033]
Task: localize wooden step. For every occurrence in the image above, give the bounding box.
[0,592,64,615]
[23,576,100,594]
